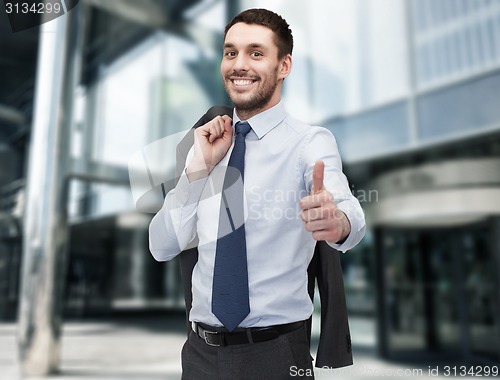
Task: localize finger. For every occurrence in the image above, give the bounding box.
[303,219,331,233]
[312,160,325,194]
[208,117,224,142]
[221,114,233,128]
[208,125,217,143]
[301,205,336,223]
[312,230,339,242]
[215,117,225,137]
[300,191,332,211]
[301,208,323,223]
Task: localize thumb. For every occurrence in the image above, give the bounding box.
[312,160,325,194]
[221,114,232,127]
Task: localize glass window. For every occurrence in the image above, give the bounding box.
[467,25,480,71]
[428,39,439,84]
[410,0,422,32]
[475,24,486,67]
[418,71,500,141]
[158,34,217,137]
[327,101,409,161]
[480,22,492,66]
[416,45,426,84]
[488,18,499,64]
[443,36,451,78]
[85,5,226,217]
[458,27,470,74]
[240,0,409,121]
[451,33,461,74]
[94,36,163,166]
[436,37,445,79]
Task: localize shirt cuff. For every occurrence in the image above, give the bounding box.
[175,169,209,207]
[326,201,366,252]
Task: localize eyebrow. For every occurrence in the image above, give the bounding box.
[223,42,267,50]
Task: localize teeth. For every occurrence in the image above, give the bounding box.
[233,79,253,86]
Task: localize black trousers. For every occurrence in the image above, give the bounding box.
[181,324,315,379]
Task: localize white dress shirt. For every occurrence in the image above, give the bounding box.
[149,101,365,327]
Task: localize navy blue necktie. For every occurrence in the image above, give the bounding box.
[212,121,252,332]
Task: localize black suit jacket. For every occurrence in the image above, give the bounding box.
[175,106,353,368]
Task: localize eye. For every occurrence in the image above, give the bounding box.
[251,51,263,57]
[224,51,237,58]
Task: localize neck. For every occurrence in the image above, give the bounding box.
[235,108,263,121]
[235,97,281,121]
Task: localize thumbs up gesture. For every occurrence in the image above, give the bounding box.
[299,160,351,243]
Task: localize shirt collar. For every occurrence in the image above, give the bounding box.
[232,100,287,140]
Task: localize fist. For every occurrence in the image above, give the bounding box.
[187,115,233,181]
[299,160,350,243]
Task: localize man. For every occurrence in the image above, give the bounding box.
[149,8,365,379]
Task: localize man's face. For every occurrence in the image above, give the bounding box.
[221,22,291,117]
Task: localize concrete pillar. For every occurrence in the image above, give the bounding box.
[17,5,83,376]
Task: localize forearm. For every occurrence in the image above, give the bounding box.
[148,172,207,261]
[186,159,211,182]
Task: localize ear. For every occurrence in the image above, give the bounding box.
[278,54,292,80]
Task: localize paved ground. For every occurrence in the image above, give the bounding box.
[0,313,489,379]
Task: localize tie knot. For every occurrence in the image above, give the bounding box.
[235,121,252,137]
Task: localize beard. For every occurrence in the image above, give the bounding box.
[223,68,280,115]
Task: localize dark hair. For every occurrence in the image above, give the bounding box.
[224,8,294,58]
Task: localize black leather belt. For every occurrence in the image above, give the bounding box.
[192,321,304,347]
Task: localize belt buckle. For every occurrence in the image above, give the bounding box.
[203,330,224,347]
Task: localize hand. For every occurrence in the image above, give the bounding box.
[299,160,351,243]
[187,115,233,181]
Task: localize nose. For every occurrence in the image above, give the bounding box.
[232,54,250,72]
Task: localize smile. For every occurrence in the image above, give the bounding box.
[230,78,257,87]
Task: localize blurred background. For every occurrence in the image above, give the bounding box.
[1,0,499,378]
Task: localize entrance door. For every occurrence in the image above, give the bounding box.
[378,222,499,362]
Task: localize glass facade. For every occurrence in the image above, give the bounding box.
[277,0,409,120]
[412,0,500,88]
[329,0,500,162]
[65,0,413,218]
[326,101,409,161]
[72,19,229,219]
[418,71,500,141]
[57,1,231,314]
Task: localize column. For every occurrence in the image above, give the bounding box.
[17,5,83,376]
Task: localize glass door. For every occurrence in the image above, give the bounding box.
[382,223,499,361]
